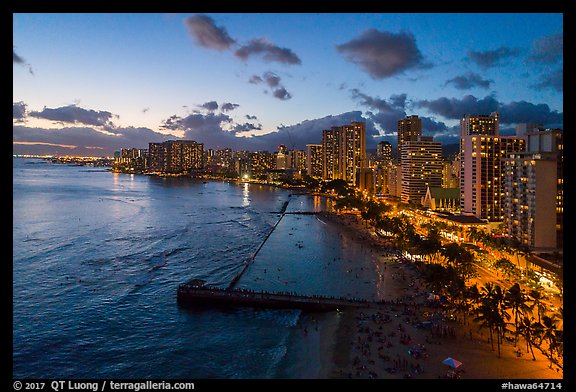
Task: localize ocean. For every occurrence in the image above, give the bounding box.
[12,157,386,379]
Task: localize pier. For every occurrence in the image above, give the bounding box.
[177,281,380,312]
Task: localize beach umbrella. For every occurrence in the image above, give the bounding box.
[442,357,462,368]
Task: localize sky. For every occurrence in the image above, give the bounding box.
[13,13,563,156]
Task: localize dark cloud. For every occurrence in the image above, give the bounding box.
[246,114,258,120]
[249,72,293,101]
[13,125,170,156]
[29,105,117,128]
[528,33,563,65]
[390,94,407,110]
[142,107,150,114]
[13,48,34,75]
[273,87,292,100]
[14,109,387,155]
[161,112,232,132]
[13,102,27,121]
[498,101,563,125]
[467,47,520,69]
[235,38,301,65]
[533,68,563,92]
[444,72,492,90]
[414,95,500,120]
[249,75,263,84]
[350,89,405,113]
[13,49,25,64]
[263,72,281,87]
[230,122,262,134]
[414,94,562,126]
[221,102,240,112]
[184,14,236,51]
[336,29,429,79]
[200,101,219,111]
[365,110,406,135]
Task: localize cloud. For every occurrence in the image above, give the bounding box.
[246,114,258,120]
[184,14,236,51]
[200,101,219,111]
[13,102,27,121]
[230,122,262,134]
[249,75,263,84]
[533,68,563,92]
[336,29,429,79]
[13,47,34,75]
[161,112,232,133]
[350,89,406,113]
[528,33,563,65]
[142,107,150,114]
[235,38,301,65]
[414,94,500,120]
[13,49,25,64]
[273,87,292,100]
[467,47,520,69]
[13,125,171,156]
[498,101,563,125]
[444,72,492,90]
[29,105,117,128]
[248,72,293,101]
[221,102,240,112]
[414,94,562,126]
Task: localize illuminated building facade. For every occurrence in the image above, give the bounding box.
[397,115,422,163]
[289,150,307,173]
[306,144,323,179]
[460,112,499,137]
[503,129,563,249]
[148,140,204,174]
[400,136,443,204]
[377,141,393,165]
[322,121,366,183]
[460,135,526,221]
[114,148,148,172]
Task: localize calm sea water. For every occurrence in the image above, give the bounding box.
[13,158,386,379]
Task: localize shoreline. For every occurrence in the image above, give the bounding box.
[305,211,562,379]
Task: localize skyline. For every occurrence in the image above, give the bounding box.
[13,13,563,156]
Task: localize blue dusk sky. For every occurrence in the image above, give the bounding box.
[13,13,563,156]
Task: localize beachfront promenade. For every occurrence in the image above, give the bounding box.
[177,283,386,312]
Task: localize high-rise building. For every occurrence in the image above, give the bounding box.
[397,115,422,163]
[276,144,291,170]
[215,148,233,168]
[503,129,562,249]
[306,144,323,179]
[148,140,204,174]
[322,121,366,184]
[114,148,148,172]
[289,150,307,172]
[251,151,274,176]
[460,135,526,221]
[400,136,443,204]
[460,112,499,137]
[442,160,459,188]
[377,141,393,165]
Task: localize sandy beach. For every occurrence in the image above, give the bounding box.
[311,211,562,380]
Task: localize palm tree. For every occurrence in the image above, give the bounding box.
[466,284,481,316]
[518,315,539,360]
[529,289,547,324]
[540,315,561,368]
[476,283,509,357]
[504,283,531,346]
